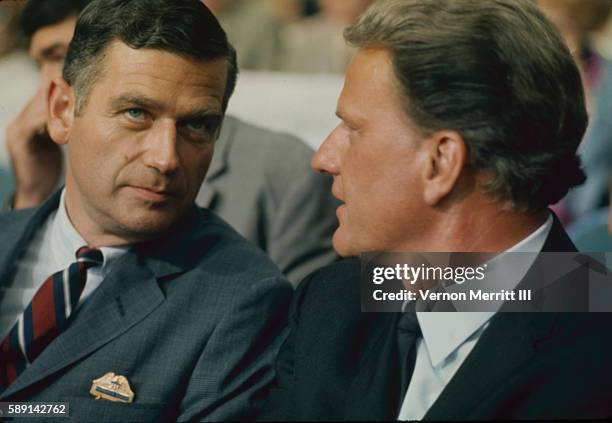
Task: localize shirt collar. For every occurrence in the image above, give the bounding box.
[49,189,128,274]
[50,189,89,269]
[416,214,553,367]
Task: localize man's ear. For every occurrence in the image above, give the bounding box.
[421,130,468,206]
[47,77,75,145]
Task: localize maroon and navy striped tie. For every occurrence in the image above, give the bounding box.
[0,247,103,390]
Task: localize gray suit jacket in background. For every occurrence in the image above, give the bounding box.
[0,191,292,422]
[197,116,339,286]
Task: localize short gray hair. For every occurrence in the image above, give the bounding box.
[345,0,587,211]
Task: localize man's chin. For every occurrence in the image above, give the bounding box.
[113,209,185,240]
[332,231,360,258]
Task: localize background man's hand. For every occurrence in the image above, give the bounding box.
[5,87,63,209]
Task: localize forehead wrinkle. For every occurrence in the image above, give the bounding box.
[343,48,407,129]
[112,67,225,105]
[131,72,223,96]
[98,42,226,115]
[108,48,225,85]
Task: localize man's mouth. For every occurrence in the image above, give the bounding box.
[331,185,344,203]
[128,185,177,202]
[336,203,347,219]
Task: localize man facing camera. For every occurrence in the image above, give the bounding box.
[5,0,339,287]
[261,0,612,420]
[0,0,291,421]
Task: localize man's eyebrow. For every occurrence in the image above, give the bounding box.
[109,95,163,112]
[178,108,223,122]
[336,106,365,129]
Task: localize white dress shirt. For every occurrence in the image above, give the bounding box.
[397,214,553,420]
[0,189,127,340]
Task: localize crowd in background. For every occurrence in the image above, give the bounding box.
[0,0,374,73]
[0,0,611,248]
[2,0,611,71]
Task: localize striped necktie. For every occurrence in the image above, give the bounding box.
[0,247,103,390]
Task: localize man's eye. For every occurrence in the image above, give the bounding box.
[49,54,65,63]
[187,121,207,131]
[126,108,145,119]
[183,120,215,136]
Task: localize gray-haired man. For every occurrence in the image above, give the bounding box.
[261,0,612,420]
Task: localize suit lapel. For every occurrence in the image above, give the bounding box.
[424,213,575,419]
[422,313,558,420]
[541,214,578,252]
[343,312,403,421]
[1,206,205,399]
[1,251,165,399]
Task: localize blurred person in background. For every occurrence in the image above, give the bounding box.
[202,0,284,70]
[278,0,374,73]
[4,0,87,211]
[535,0,612,226]
[0,2,25,58]
[593,13,612,58]
[272,0,304,24]
[0,2,28,201]
[3,0,340,286]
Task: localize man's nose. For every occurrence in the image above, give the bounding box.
[311,124,342,175]
[143,122,180,174]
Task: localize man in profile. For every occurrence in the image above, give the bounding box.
[0,0,291,420]
[262,0,612,420]
[4,0,339,286]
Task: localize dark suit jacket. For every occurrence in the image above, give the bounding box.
[197,116,340,286]
[0,191,292,422]
[261,217,612,420]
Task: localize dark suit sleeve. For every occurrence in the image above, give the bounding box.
[257,271,317,421]
[177,277,292,422]
[267,168,340,286]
